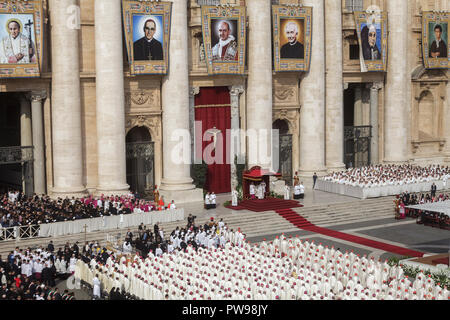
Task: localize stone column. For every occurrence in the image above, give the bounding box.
[354,85,362,126]
[325,0,345,172]
[29,91,47,195]
[384,0,408,163]
[160,0,202,204]
[49,0,86,196]
[299,0,326,187]
[229,85,244,190]
[370,82,383,164]
[94,0,129,195]
[20,95,33,195]
[189,87,200,164]
[247,0,273,170]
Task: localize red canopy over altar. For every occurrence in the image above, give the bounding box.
[242,166,281,199]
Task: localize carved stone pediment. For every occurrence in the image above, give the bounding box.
[126,115,161,140]
[411,65,448,82]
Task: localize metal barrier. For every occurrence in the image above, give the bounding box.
[0,225,40,241]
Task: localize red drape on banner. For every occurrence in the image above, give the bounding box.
[195,87,231,194]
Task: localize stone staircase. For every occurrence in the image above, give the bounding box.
[0,196,396,256]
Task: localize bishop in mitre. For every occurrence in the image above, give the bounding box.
[0,19,35,64]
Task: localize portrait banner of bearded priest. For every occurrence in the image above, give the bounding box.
[201,5,246,75]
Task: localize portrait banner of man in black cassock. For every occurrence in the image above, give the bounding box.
[422,12,449,70]
[122,1,172,75]
[272,5,312,72]
[133,15,164,61]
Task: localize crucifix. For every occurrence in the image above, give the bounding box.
[24,19,34,59]
[206,126,221,151]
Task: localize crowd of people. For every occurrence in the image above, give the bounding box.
[322,164,450,188]
[76,216,246,299]
[394,192,450,229]
[0,190,177,229]
[123,215,244,260]
[75,234,449,300]
[0,241,82,300]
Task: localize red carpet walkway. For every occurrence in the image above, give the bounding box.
[276,208,425,258]
[225,198,303,212]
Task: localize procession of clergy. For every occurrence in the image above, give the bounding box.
[75,230,448,300]
[321,164,450,188]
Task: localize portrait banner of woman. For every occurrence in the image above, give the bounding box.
[272,5,312,73]
[122,1,172,75]
[201,6,246,75]
[0,0,44,78]
[422,12,449,70]
[354,12,388,72]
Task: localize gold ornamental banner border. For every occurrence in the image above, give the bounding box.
[272,5,312,73]
[122,0,172,75]
[422,12,449,70]
[354,11,388,72]
[0,0,44,79]
[201,5,246,75]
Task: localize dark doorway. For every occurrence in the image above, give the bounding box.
[0,93,33,194]
[343,84,371,168]
[273,119,292,186]
[126,127,154,198]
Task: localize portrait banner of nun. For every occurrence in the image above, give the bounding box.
[0,0,44,78]
[201,5,246,75]
[354,12,387,72]
[422,12,449,69]
[122,0,172,75]
[272,5,312,73]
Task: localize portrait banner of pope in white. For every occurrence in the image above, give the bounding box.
[0,0,43,78]
[201,5,246,75]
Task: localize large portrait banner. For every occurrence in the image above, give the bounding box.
[122,0,172,75]
[422,12,449,69]
[272,5,312,73]
[0,0,44,78]
[201,5,246,75]
[354,12,388,72]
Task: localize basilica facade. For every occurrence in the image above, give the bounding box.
[0,0,449,203]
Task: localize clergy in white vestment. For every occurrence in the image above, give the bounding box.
[260,182,266,198]
[210,192,217,208]
[93,275,101,299]
[284,185,290,200]
[205,192,211,209]
[293,185,301,200]
[249,183,256,200]
[231,189,238,206]
[0,19,35,64]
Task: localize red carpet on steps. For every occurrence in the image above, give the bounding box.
[225,198,303,212]
[276,208,425,258]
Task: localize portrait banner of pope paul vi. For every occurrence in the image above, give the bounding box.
[122,0,172,75]
[201,5,246,75]
[354,11,388,72]
[0,0,44,78]
[272,5,312,73]
[422,12,449,69]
